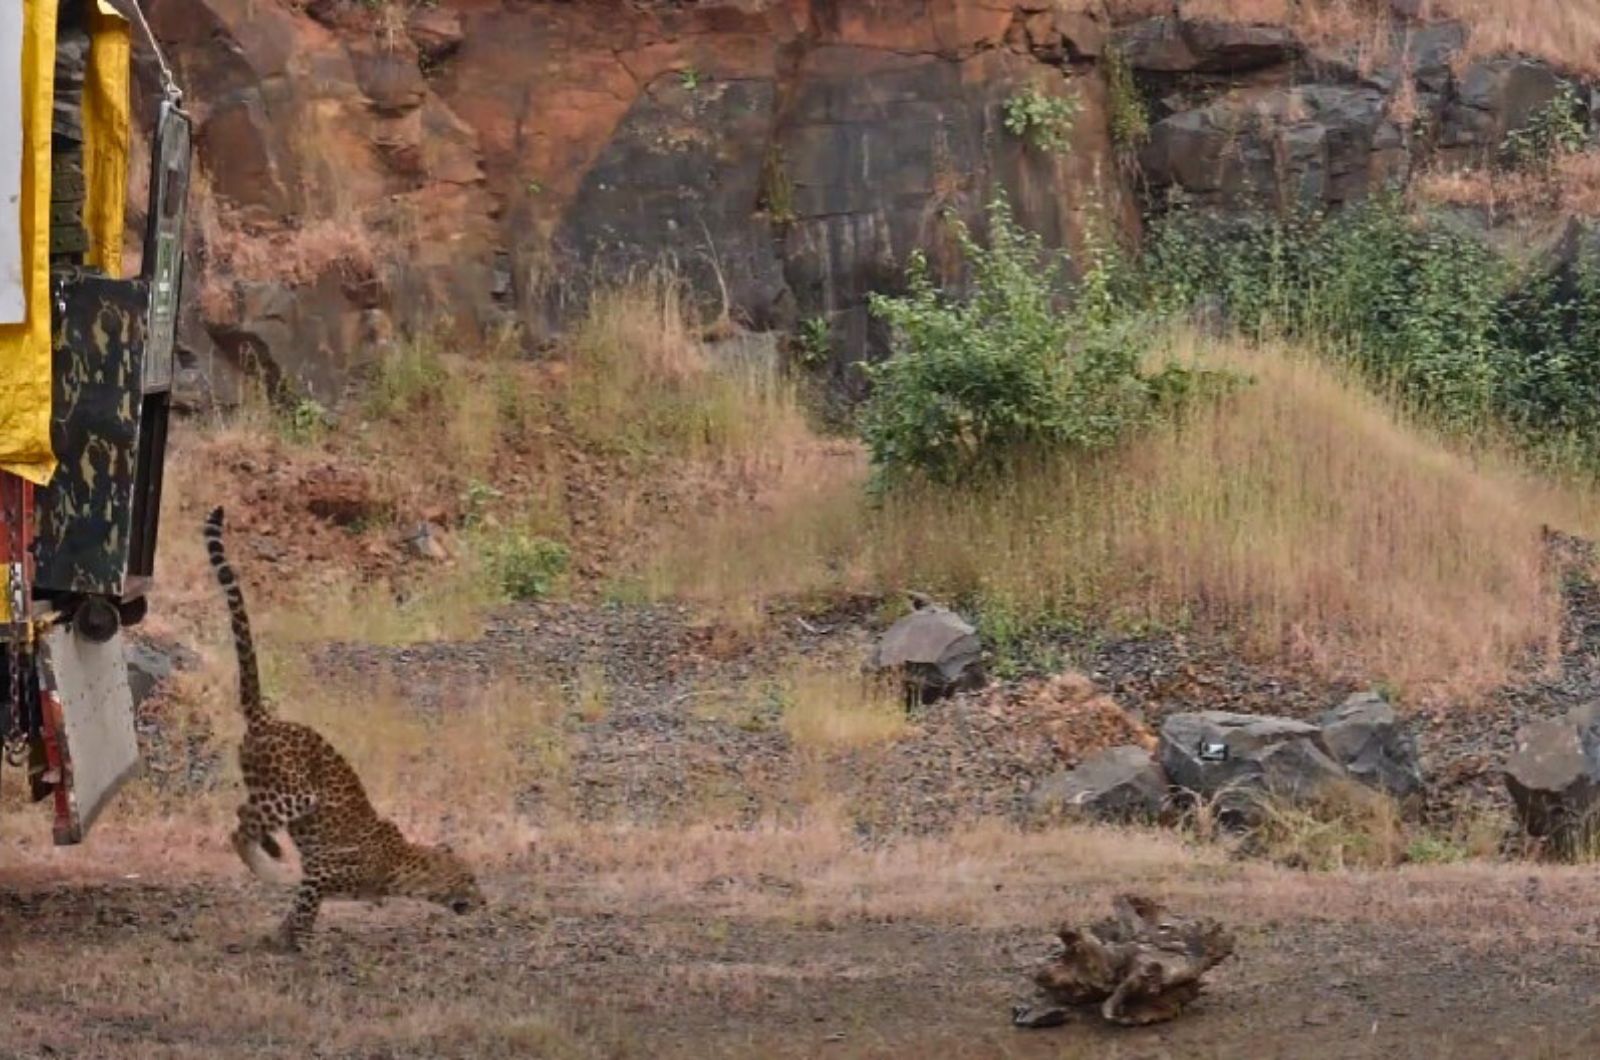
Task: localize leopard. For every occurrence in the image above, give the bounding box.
[205,505,484,950]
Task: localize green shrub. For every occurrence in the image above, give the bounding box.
[1143,198,1507,427]
[861,196,1204,487]
[1003,86,1081,154]
[1503,82,1588,172]
[485,532,570,601]
[795,315,832,368]
[1496,244,1600,449]
[1141,193,1600,466]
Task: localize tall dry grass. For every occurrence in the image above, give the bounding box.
[774,661,911,751]
[1176,0,1600,77]
[1430,0,1600,77]
[561,269,814,469]
[652,335,1598,702]
[1416,149,1600,223]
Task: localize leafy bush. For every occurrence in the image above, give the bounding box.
[485,532,570,601]
[1142,194,1600,464]
[1503,82,1588,172]
[1003,86,1080,154]
[1496,244,1600,445]
[861,196,1206,487]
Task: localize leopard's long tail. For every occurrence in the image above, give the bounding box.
[205,506,270,728]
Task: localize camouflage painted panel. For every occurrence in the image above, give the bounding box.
[34,274,151,598]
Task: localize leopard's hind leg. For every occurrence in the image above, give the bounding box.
[232,794,315,881]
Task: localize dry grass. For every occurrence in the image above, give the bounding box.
[651,335,1597,703]
[561,269,814,468]
[1236,783,1410,870]
[11,807,1600,1059]
[99,652,568,864]
[1416,150,1600,222]
[1429,0,1600,77]
[191,161,381,322]
[1176,0,1600,77]
[775,662,911,751]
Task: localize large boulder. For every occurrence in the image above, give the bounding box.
[1159,711,1347,819]
[1504,704,1600,851]
[1139,82,1389,210]
[1440,56,1566,164]
[1318,691,1423,800]
[868,601,984,708]
[1117,17,1299,74]
[1031,745,1168,824]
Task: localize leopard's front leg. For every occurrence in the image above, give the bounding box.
[278,880,323,951]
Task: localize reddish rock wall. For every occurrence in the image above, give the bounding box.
[144,1,1576,403]
[142,0,1136,401]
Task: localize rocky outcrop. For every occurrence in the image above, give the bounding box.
[1133,18,1586,213]
[868,600,985,708]
[136,2,1592,403]
[144,0,495,402]
[141,0,1135,401]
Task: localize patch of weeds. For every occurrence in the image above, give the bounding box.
[794,315,832,369]
[979,603,1069,680]
[366,332,449,420]
[679,67,704,92]
[600,575,651,607]
[1003,85,1081,154]
[1404,834,1467,865]
[282,397,330,445]
[1240,785,1406,871]
[569,665,610,723]
[482,531,571,601]
[1103,45,1149,152]
[460,479,503,529]
[760,146,796,225]
[1503,82,1588,172]
[776,663,909,750]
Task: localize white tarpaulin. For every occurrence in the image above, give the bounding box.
[0,3,22,324]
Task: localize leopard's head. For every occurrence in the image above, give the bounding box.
[394,843,484,915]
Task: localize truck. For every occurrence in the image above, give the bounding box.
[1,0,190,844]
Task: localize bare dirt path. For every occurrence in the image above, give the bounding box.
[6,825,1600,1060]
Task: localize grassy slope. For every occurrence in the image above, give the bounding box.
[653,333,1598,704]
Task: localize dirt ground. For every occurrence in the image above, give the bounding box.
[5,814,1600,1059]
[8,579,1600,1059]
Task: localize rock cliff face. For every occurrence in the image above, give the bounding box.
[1128,17,1580,214]
[136,1,1590,403]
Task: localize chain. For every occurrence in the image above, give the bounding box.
[3,483,28,767]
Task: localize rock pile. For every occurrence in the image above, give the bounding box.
[1031,691,1422,826]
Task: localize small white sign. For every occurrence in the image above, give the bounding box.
[0,3,24,324]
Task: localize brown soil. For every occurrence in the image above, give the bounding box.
[5,836,1600,1059]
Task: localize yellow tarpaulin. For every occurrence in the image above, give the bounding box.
[84,0,128,278]
[0,0,129,485]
